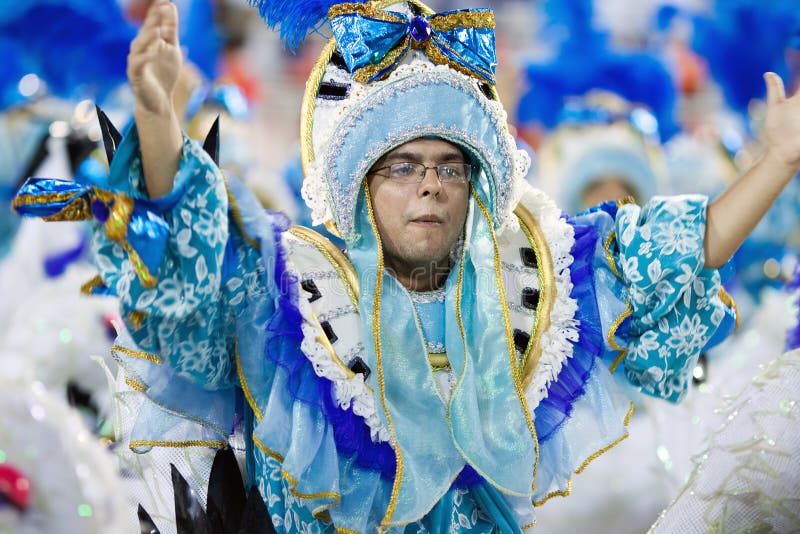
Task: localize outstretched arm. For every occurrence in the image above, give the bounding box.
[127,0,183,198]
[704,73,800,268]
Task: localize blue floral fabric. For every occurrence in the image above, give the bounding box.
[85,130,736,531]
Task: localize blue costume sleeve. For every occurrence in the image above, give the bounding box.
[575,196,738,402]
[91,126,272,390]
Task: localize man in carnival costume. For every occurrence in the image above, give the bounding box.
[13,0,800,531]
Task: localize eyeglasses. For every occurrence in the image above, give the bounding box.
[370,162,472,184]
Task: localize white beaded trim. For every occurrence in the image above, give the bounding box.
[510,184,581,410]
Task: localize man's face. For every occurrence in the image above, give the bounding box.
[367,138,470,282]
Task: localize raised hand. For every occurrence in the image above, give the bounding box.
[704,72,800,268]
[763,72,800,172]
[126,0,185,198]
[127,0,182,118]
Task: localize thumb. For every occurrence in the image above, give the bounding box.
[764,72,786,106]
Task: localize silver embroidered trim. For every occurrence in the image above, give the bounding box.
[341,342,365,364]
[507,302,537,316]
[299,270,341,281]
[409,287,447,304]
[317,304,358,323]
[426,341,446,354]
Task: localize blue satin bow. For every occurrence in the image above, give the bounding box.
[328,5,497,85]
[13,177,169,290]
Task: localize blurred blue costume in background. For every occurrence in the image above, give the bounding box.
[14,1,738,531]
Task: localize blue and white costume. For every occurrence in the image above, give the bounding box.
[13,2,737,531]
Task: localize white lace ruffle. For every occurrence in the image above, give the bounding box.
[291,268,391,443]
[513,185,581,410]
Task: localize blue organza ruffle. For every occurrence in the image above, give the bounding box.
[534,220,604,443]
[260,213,397,479]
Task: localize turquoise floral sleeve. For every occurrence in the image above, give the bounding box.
[597,195,736,402]
[92,128,268,389]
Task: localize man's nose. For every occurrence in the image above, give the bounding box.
[418,166,443,196]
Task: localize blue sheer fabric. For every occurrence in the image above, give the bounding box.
[11,128,738,531]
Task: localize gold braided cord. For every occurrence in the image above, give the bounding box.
[235,341,263,422]
[112,344,162,365]
[363,183,403,526]
[575,401,634,473]
[335,527,362,534]
[534,401,634,507]
[514,204,557,390]
[288,225,360,306]
[129,439,227,449]
[473,191,539,490]
[430,10,495,31]
[608,304,633,374]
[253,434,284,462]
[280,469,343,502]
[300,38,337,174]
[533,479,573,507]
[125,377,147,392]
[521,519,537,530]
[604,231,623,280]
[717,286,741,330]
[80,274,105,295]
[224,175,261,250]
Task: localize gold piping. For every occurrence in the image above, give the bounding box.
[288,225,360,307]
[473,192,539,490]
[253,434,284,462]
[534,401,635,507]
[253,431,343,508]
[575,402,634,473]
[717,286,740,330]
[111,344,163,365]
[308,309,359,382]
[364,184,403,526]
[607,304,633,374]
[235,341,262,422]
[335,527,361,534]
[224,174,261,250]
[514,204,556,390]
[521,519,537,530]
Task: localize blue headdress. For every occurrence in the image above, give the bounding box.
[516,0,678,142]
[0,0,136,106]
[691,0,800,119]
